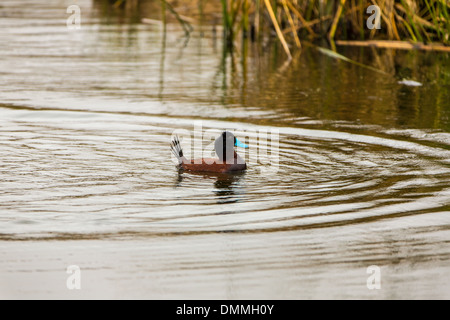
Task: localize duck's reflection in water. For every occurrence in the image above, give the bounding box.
[175,170,246,204]
[213,171,246,204]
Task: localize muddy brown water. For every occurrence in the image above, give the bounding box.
[0,0,449,299]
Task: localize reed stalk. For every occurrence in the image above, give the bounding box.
[264,0,292,58]
[282,0,301,48]
[107,0,450,48]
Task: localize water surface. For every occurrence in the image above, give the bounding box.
[0,0,449,299]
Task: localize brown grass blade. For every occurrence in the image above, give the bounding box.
[263,0,292,59]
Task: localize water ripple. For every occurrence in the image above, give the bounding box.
[0,107,449,240]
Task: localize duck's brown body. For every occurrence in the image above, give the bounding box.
[171,132,247,174]
[180,152,246,173]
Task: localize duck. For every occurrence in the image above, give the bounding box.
[170,131,248,173]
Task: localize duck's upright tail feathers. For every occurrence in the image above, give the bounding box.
[170,135,184,165]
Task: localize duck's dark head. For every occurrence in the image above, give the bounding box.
[214,131,248,164]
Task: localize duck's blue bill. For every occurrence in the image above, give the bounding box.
[234,138,249,148]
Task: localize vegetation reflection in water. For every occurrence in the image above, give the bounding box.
[92,0,450,132]
[0,0,449,299]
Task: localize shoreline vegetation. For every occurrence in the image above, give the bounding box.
[99,0,450,56]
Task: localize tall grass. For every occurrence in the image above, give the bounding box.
[108,0,449,55]
[219,1,449,41]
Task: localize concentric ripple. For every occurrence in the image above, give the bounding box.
[1,108,449,240]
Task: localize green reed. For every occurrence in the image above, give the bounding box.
[106,0,449,54]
